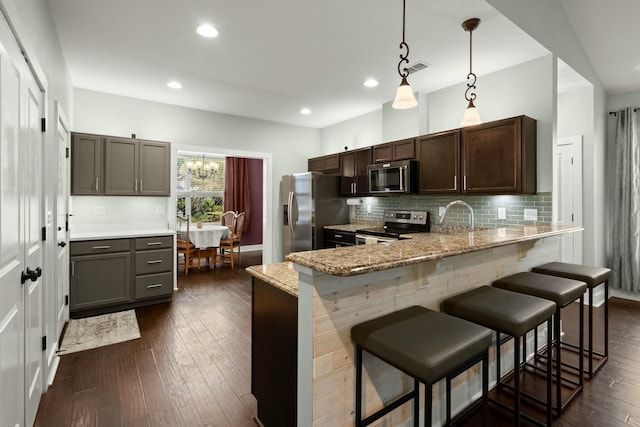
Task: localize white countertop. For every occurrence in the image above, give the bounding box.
[70,222,174,241]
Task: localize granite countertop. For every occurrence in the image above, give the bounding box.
[324,224,362,232]
[286,225,582,277]
[246,262,299,297]
[70,222,174,241]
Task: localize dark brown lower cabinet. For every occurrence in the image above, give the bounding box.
[252,278,297,427]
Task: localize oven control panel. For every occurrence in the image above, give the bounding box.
[383,210,428,225]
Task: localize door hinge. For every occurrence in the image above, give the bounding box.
[41,336,47,351]
[571,214,574,222]
[571,157,574,165]
[66,147,70,158]
[42,226,47,241]
[41,118,46,133]
[65,295,69,306]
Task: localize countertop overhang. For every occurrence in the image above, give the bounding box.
[285,225,582,277]
[70,222,174,241]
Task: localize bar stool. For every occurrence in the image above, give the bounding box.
[442,286,556,427]
[532,262,611,378]
[351,306,493,427]
[493,272,587,415]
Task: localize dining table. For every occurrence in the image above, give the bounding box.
[181,224,231,249]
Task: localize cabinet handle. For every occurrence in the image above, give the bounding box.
[92,245,111,249]
[147,260,163,264]
[454,176,457,191]
[139,179,143,192]
[146,284,163,289]
[135,178,138,192]
[71,261,75,276]
[334,234,342,238]
[146,242,163,246]
[95,177,99,191]
[463,175,467,190]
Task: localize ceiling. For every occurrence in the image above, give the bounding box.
[48,0,638,129]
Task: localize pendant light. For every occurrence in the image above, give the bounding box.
[392,0,417,109]
[460,18,482,126]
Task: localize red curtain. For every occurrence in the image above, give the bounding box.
[223,157,250,232]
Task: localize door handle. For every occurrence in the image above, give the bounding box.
[21,267,42,284]
[58,241,67,247]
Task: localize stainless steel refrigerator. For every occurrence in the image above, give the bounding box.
[282,172,348,257]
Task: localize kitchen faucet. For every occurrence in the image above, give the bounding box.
[439,200,475,231]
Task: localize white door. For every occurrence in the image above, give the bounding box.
[54,103,70,353]
[554,136,583,263]
[0,10,45,427]
[23,56,44,427]
[0,23,26,427]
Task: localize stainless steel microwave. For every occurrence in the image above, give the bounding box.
[367,160,418,194]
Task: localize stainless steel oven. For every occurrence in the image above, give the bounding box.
[355,209,430,245]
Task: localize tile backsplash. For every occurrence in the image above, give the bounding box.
[351,192,552,228]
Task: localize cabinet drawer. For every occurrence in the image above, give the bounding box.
[324,229,356,245]
[135,235,173,250]
[71,239,131,255]
[135,272,173,300]
[135,248,173,275]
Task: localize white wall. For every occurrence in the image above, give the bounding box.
[320,109,382,154]
[486,0,608,268]
[73,89,322,262]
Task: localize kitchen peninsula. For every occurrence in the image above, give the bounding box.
[247,225,581,427]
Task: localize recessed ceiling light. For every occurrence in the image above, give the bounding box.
[300,108,312,115]
[167,81,183,89]
[197,24,219,38]
[364,79,379,87]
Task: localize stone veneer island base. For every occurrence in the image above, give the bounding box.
[247,225,581,427]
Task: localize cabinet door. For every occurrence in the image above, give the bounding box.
[104,137,139,195]
[70,252,131,311]
[139,140,170,196]
[462,117,522,193]
[354,148,372,195]
[417,131,460,193]
[340,151,355,195]
[372,143,393,163]
[71,133,102,195]
[308,157,324,172]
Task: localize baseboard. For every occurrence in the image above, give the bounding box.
[241,244,263,252]
[611,289,640,302]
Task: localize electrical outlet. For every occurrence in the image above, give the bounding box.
[94,206,105,216]
[524,208,538,221]
[497,207,506,220]
[438,206,446,216]
[155,205,166,214]
[366,204,372,214]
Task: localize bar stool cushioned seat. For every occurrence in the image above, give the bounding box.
[442,286,556,426]
[351,306,493,426]
[493,272,587,414]
[532,262,611,377]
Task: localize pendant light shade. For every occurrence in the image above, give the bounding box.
[460,18,481,126]
[392,0,417,110]
[393,76,417,109]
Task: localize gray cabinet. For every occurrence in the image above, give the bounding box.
[71,133,103,195]
[71,132,171,196]
[105,137,171,196]
[70,235,174,316]
[70,239,132,312]
[134,236,173,300]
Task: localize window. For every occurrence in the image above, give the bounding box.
[176,154,225,223]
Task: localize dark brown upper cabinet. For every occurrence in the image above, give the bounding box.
[372,138,415,163]
[416,130,461,194]
[340,147,372,196]
[462,115,536,194]
[71,133,103,195]
[308,153,341,174]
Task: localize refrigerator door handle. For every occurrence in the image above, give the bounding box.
[288,191,295,235]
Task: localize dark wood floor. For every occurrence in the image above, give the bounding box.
[35,256,640,426]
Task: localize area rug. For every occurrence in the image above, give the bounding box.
[58,310,141,355]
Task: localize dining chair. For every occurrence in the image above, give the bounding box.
[176,215,200,275]
[217,212,245,268]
